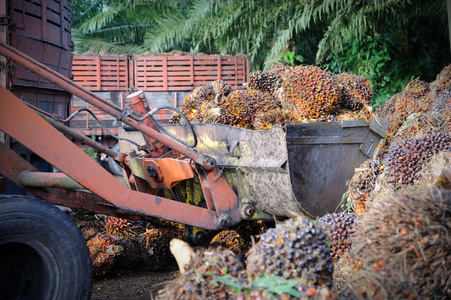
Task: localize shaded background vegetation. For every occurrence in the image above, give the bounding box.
[71,0,450,106]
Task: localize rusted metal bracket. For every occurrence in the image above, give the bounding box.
[127,157,195,189]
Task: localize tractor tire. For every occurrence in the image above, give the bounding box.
[0,195,92,300]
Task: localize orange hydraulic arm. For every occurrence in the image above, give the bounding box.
[0,42,242,230]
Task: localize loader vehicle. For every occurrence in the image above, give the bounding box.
[0,42,387,299]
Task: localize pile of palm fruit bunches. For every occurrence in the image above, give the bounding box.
[76,63,450,299]
[171,64,375,129]
[159,63,450,299]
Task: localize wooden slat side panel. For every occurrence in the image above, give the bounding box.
[72,54,249,92]
[72,55,129,91]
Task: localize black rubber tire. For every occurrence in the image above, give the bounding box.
[0,195,92,300]
[107,143,123,176]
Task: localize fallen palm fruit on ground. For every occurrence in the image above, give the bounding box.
[158,246,246,299]
[74,63,451,297]
[345,185,451,299]
[346,159,383,215]
[318,213,356,262]
[385,132,450,186]
[160,218,336,300]
[73,213,184,278]
[376,64,451,152]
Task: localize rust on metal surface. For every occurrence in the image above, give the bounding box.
[0,42,216,171]
[0,142,143,219]
[196,167,242,228]
[128,157,195,189]
[0,84,226,229]
[124,90,169,157]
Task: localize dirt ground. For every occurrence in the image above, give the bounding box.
[91,269,179,300]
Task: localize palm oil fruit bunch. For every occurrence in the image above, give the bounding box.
[218,89,279,129]
[332,251,363,293]
[79,225,98,241]
[391,112,443,147]
[246,64,287,95]
[158,248,245,300]
[414,150,451,186]
[247,70,274,93]
[395,79,433,117]
[86,233,118,277]
[404,78,430,99]
[334,73,372,111]
[349,186,451,299]
[246,218,333,293]
[430,93,451,132]
[281,65,341,119]
[104,216,136,238]
[140,225,183,271]
[209,230,247,253]
[211,79,232,104]
[377,79,434,148]
[253,108,297,130]
[179,84,216,122]
[429,64,451,95]
[347,159,383,215]
[318,213,356,262]
[385,132,451,186]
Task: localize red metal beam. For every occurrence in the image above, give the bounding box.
[0,142,149,219]
[0,85,223,229]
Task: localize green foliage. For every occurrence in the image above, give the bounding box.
[71,0,183,54]
[211,274,301,298]
[71,0,105,28]
[278,51,304,66]
[323,35,414,106]
[324,24,450,107]
[82,148,98,161]
[340,191,353,213]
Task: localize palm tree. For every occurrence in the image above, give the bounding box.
[143,0,448,70]
[144,0,329,69]
[72,0,448,65]
[71,0,184,54]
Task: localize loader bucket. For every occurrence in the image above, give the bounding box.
[127,118,387,219]
[285,119,387,217]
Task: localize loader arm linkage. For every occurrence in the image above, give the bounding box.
[0,42,242,230]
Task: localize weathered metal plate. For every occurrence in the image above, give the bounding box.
[6,0,73,118]
[286,118,387,217]
[165,124,299,219]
